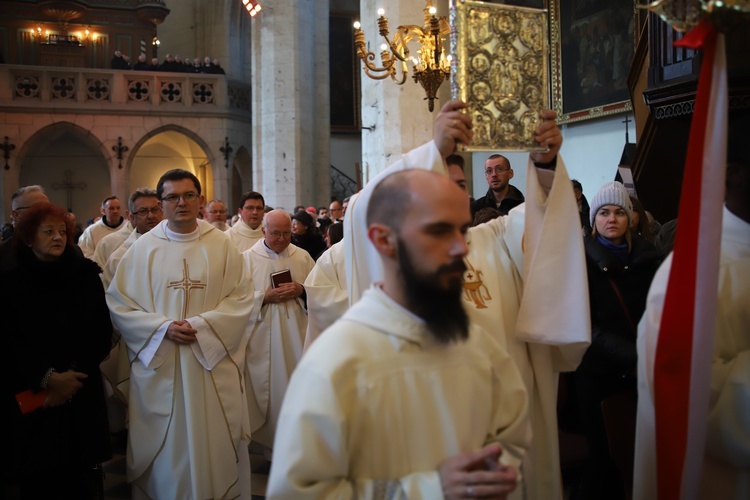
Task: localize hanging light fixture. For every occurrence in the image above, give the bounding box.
[353,0,451,111]
[243,0,262,17]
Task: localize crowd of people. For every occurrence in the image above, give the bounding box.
[111,50,226,74]
[1,102,747,500]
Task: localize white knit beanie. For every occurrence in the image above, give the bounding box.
[589,181,633,226]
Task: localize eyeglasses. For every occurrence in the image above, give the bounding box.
[134,207,163,217]
[162,192,199,204]
[269,230,292,238]
[485,167,511,175]
[208,209,227,214]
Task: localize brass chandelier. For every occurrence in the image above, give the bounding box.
[353,1,451,111]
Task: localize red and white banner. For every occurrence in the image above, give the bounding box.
[653,22,727,500]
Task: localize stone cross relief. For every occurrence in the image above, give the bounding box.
[52,169,87,211]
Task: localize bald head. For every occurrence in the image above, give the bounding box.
[262,209,293,254]
[367,170,470,233]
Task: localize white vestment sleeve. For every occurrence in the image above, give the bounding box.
[138,320,171,369]
[187,315,227,370]
[514,156,590,371]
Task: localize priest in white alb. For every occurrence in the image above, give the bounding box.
[305,100,590,500]
[106,169,255,500]
[243,209,315,454]
[268,169,530,499]
[79,195,126,259]
[227,191,266,253]
[92,219,132,270]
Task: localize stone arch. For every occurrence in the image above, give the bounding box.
[14,122,111,221]
[126,125,218,202]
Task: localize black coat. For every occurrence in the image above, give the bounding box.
[292,230,327,261]
[471,184,525,217]
[577,234,662,378]
[1,244,113,496]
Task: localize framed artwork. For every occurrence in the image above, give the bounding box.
[451,0,550,152]
[329,12,361,132]
[550,0,635,124]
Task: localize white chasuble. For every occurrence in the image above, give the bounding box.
[243,240,315,450]
[106,219,255,500]
[267,286,531,499]
[227,219,264,254]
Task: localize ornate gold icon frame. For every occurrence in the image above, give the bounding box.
[451,0,550,152]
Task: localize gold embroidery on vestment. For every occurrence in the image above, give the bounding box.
[463,258,492,309]
[168,259,207,320]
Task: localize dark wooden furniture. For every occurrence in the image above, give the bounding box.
[628,13,750,223]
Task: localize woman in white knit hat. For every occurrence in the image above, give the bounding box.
[571,180,662,500]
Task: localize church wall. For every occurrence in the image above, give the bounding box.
[158,0,198,66]
[559,116,636,203]
[227,2,253,81]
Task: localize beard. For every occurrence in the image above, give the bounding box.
[397,238,470,344]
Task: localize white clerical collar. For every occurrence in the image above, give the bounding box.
[262,240,290,259]
[165,223,200,242]
[373,283,425,325]
[239,220,263,234]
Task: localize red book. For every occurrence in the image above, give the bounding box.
[270,269,292,288]
[16,389,48,414]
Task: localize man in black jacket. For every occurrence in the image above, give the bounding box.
[471,154,525,217]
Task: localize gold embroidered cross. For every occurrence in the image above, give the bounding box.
[168,259,206,320]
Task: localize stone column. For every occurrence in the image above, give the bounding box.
[358,0,451,184]
[251,0,330,211]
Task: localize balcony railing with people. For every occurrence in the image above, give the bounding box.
[0,65,251,119]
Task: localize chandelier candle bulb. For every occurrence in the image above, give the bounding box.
[352,0,451,111]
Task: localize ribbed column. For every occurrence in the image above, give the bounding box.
[251,0,330,211]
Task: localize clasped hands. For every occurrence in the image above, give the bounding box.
[263,282,303,305]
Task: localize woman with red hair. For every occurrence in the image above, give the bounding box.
[1,202,113,499]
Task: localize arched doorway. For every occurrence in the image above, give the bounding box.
[129,131,215,203]
[20,124,109,223]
